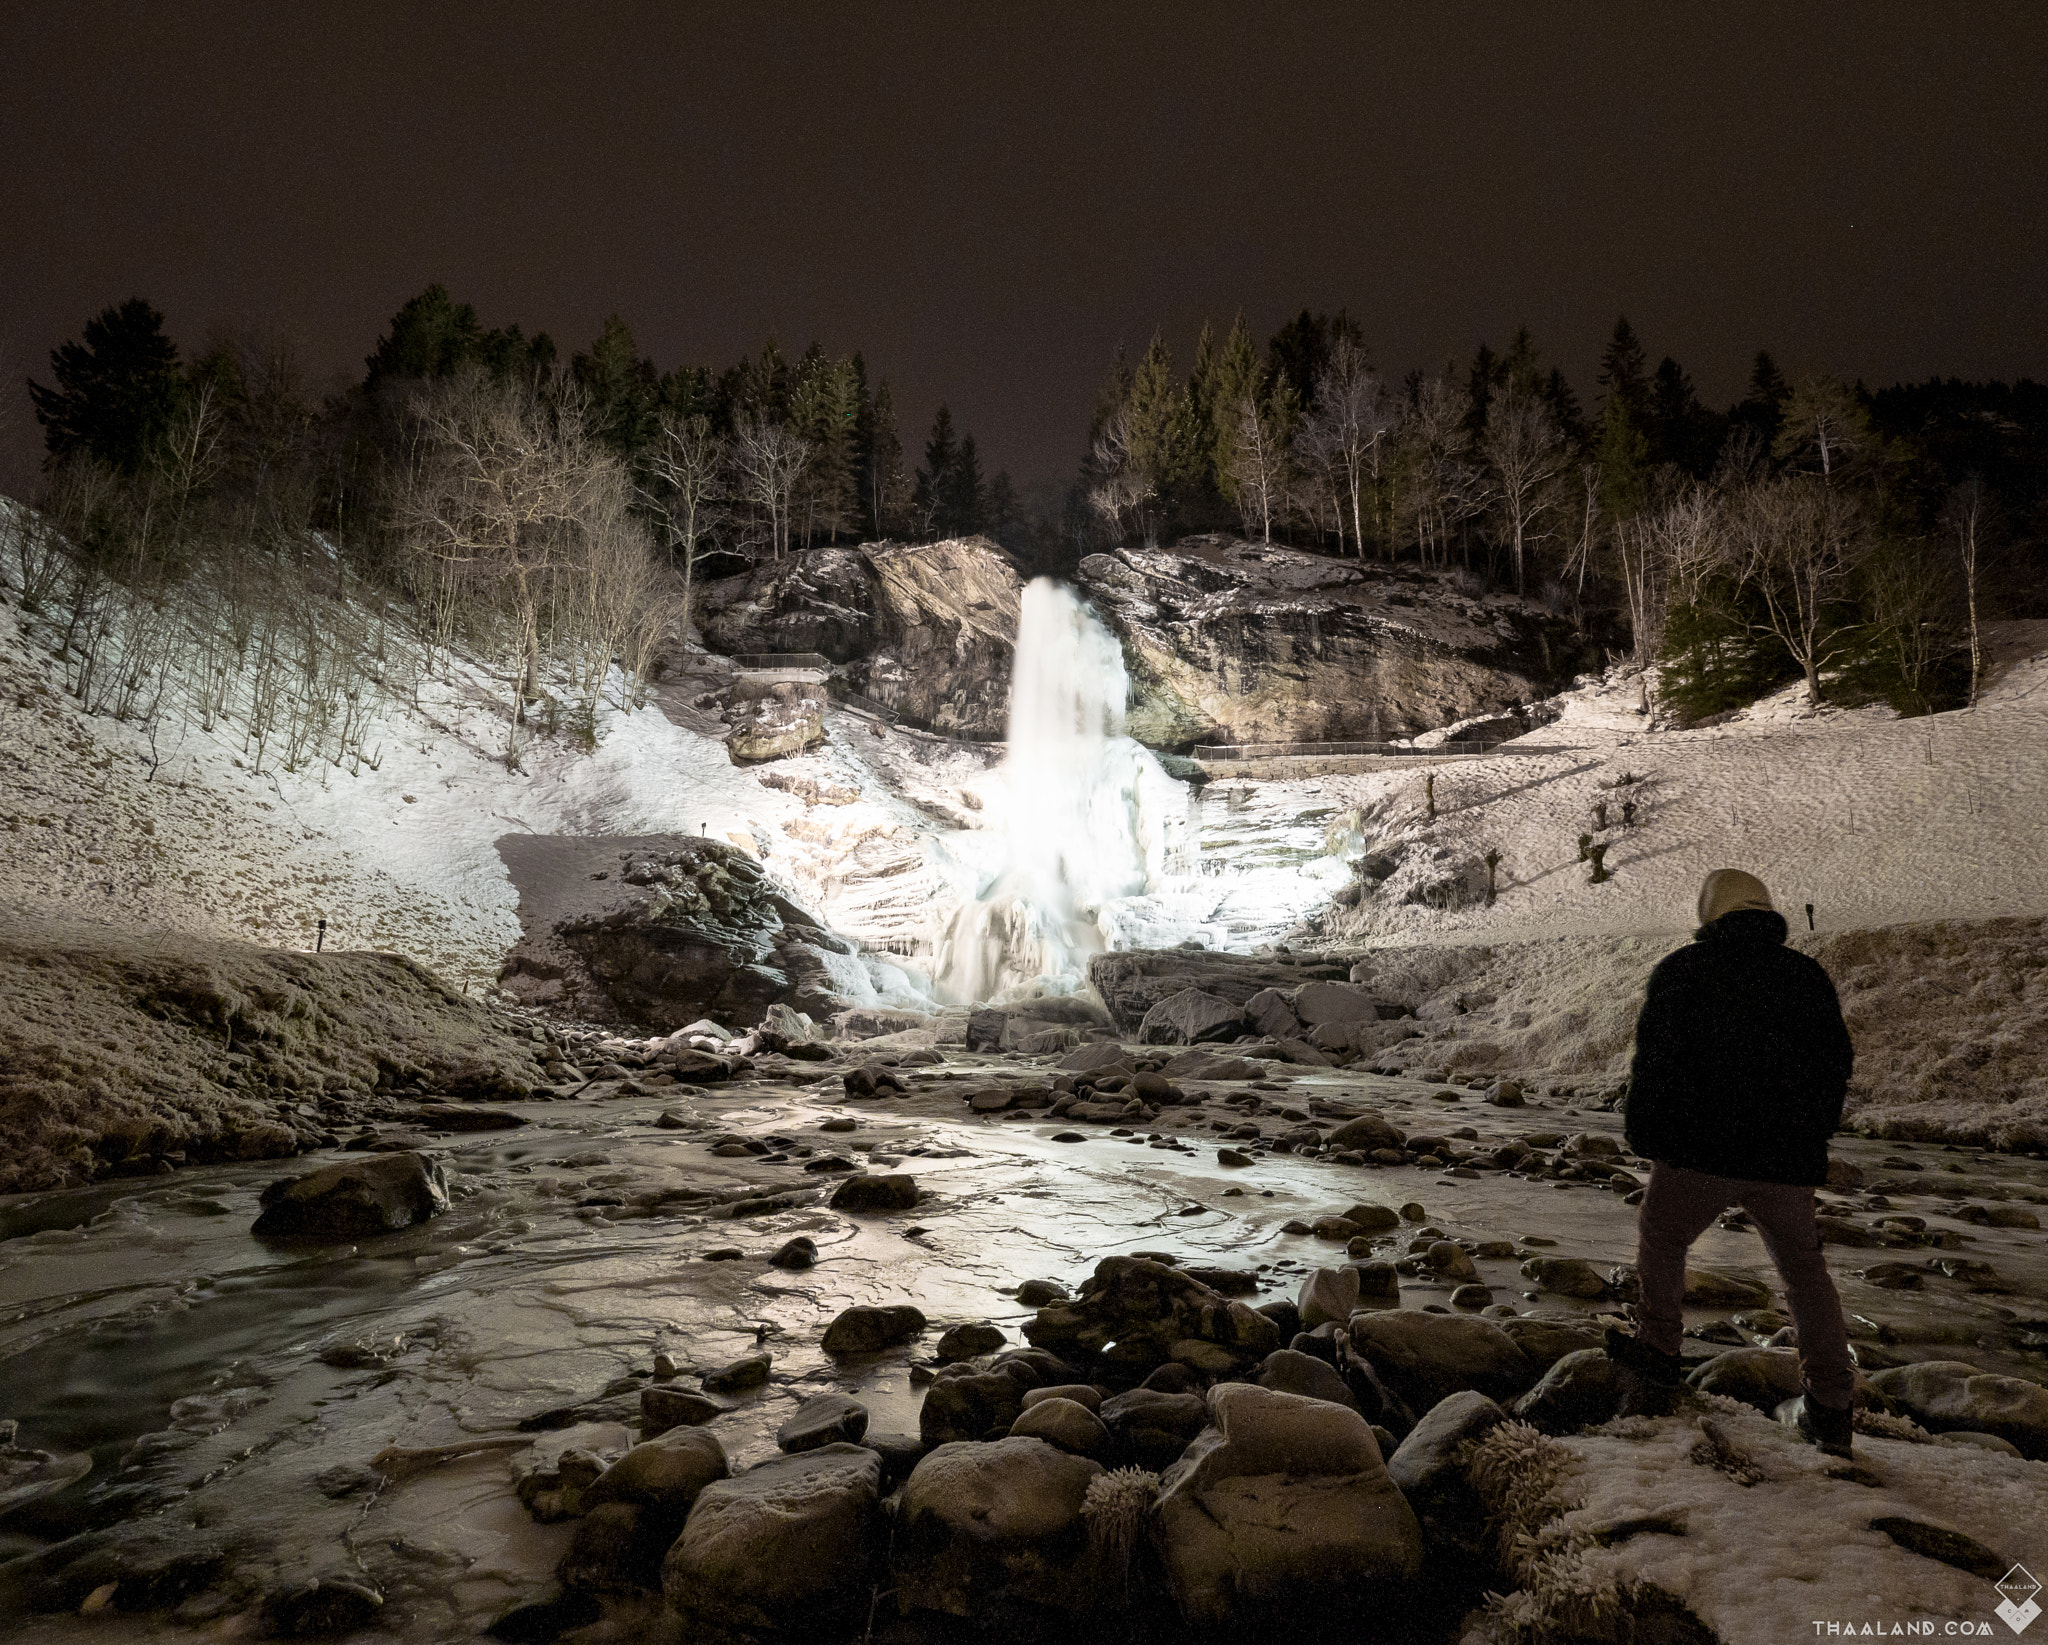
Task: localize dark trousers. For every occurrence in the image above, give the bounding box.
[1636,1160,1856,1410]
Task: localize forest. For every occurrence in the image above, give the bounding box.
[10,287,2048,778]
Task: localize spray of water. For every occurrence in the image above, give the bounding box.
[933,579,1196,1002]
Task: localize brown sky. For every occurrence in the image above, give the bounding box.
[4,2,2045,491]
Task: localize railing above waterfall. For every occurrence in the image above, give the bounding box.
[732,652,832,673]
[1194,737,1509,760]
[828,685,1003,746]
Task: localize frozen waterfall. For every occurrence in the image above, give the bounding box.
[932,579,1198,1003]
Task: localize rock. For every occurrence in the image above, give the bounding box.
[920,1372,1027,1447]
[1159,1049,1266,1081]
[586,1425,728,1528]
[1485,1079,1524,1108]
[663,1444,882,1641]
[1386,1391,1507,1531]
[1007,1397,1112,1459]
[725,678,827,762]
[1826,1157,1865,1191]
[1021,1383,1103,1412]
[1870,1517,2012,1581]
[263,1571,385,1635]
[1244,988,1303,1039]
[1298,1266,1362,1331]
[1682,1268,1773,1307]
[1341,1201,1403,1231]
[935,1322,1007,1362]
[1496,1317,1604,1371]
[1427,1241,1478,1281]
[1217,1148,1254,1168]
[1257,1348,1360,1411]
[1519,1256,1610,1300]
[1352,1261,1402,1306]
[1931,1431,2024,1457]
[701,1354,772,1395]
[821,1304,927,1355]
[777,1395,869,1454]
[1015,1279,1070,1306]
[1291,982,1381,1027]
[1057,1042,1136,1074]
[1450,1284,1495,1308]
[1349,1312,1537,1410]
[1138,988,1247,1046]
[407,1104,527,1132]
[858,1430,928,1489]
[1869,1361,2048,1459]
[894,1437,1107,1618]
[768,1236,817,1270]
[1511,1349,1635,1433]
[1022,1256,1281,1376]
[641,1386,726,1438]
[1099,1388,1211,1471]
[1150,1383,1424,1629]
[1087,948,1352,1037]
[252,1152,448,1239]
[485,1591,603,1642]
[1326,1113,1406,1153]
[828,1174,920,1212]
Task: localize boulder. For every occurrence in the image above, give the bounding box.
[1137,989,1246,1046]
[935,1322,1008,1362]
[1244,988,1303,1040]
[1511,1349,1634,1433]
[821,1304,927,1355]
[252,1152,448,1239]
[828,1174,920,1213]
[1057,1042,1136,1074]
[920,1372,1027,1447]
[1496,1316,1604,1372]
[1007,1398,1111,1459]
[701,1354,772,1395]
[1158,1049,1266,1082]
[586,1427,729,1517]
[1868,1362,2048,1459]
[641,1387,725,1438]
[725,679,827,762]
[1150,1383,1423,1629]
[1341,1202,1403,1231]
[1257,1348,1360,1411]
[1520,1257,1610,1300]
[1349,1312,1537,1410]
[1683,1268,1773,1307]
[1022,1256,1280,1377]
[893,1437,1107,1619]
[663,1444,882,1641]
[1290,982,1381,1028]
[1298,1266,1361,1331]
[1386,1391,1507,1531]
[1325,1113,1405,1153]
[768,1236,817,1270]
[777,1395,869,1454]
[1020,1383,1103,1412]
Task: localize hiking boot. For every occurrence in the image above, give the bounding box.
[1603,1325,1684,1388]
[1785,1394,1854,1459]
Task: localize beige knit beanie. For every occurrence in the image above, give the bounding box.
[1697,868,1775,926]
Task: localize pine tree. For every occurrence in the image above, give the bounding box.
[28,297,185,473]
[913,405,960,537]
[1464,343,1505,439]
[948,434,986,535]
[1595,400,1652,525]
[1648,356,1722,477]
[363,284,552,391]
[1200,318,1261,503]
[1729,350,1792,447]
[1597,317,1650,422]
[863,379,911,537]
[571,315,660,460]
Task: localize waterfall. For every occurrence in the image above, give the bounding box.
[932,579,1194,1003]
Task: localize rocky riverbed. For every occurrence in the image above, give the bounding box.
[2,1030,2045,1643]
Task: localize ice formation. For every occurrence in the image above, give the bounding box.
[932,579,1199,1002]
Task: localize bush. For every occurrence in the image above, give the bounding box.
[1655,591,1800,724]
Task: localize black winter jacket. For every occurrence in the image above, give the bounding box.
[1624,909,1854,1187]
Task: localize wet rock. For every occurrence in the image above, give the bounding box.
[406,1104,527,1132]
[485,1590,603,1642]
[894,1437,1107,1618]
[1022,1256,1280,1377]
[768,1236,817,1270]
[1485,1079,1524,1108]
[859,1431,929,1490]
[663,1444,882,1642]
[822,1304,927,1355]
[558,1501,669,1592]
[1089,948,1351,1037]
[1150,1383,1424,1629]
[1244,988,1303,1040]
[1159,1049,1266,1081]
[1298,1266,1360,1330]
[1349,1311,1537,1410]
[701,1354,772,1395]
[1015,1279,1070,1306]
[251,1151,448,1239]
[640,1387,726,1439]
[777,1395,869,1454]
[1681,1268,1773,1307]
[1688,1348,1809,1414]
[936,1322,1007,1362]
[1257,1348,1360,1411]
[1325,1113,1405,1152]
[263,1571,385,1636]
[1021,1383,1104,1412]
[1138,988,1247,1046]
[1007,1397,1111,1459]
[1870,1517,2011,1581]
[1387,1391,1506,1533]
[1450,1284,1495,1308]
[1217,1148,1254,1168]
[1868,1361,2048,1459]
[1930,1431,2023,1457]
[1496,1316,1604,1371]
[586,1426,729,1516]
[828,1173,920,1212]
[1100,1388,1211,1471]
[1427,1241,1478,1281]
[1511,1349,1635,1433]
[920,1372,1027,1446]
[1519,1256,1610,1300]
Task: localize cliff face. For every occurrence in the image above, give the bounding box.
[1075,539,1591,747]
[697,538,1021,737]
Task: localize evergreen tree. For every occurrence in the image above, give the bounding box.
[1540,366,1587,448]
[863,378,911,537]
[1597,317,1650,423]
[913,405,960,537]
[1125,331,1201,536]
[1464,342,1505,439]
[1595,399,1652,525]
[29,298,185,473]
[1729,350,1792,447]
[362,284,552,390]
[1648,356,1722,477]
[788,344,859,544]
[1198,317,1261,503]
[571,315,661,460]
[948,434,986,535]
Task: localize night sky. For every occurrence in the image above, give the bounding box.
[4,4,2045,492]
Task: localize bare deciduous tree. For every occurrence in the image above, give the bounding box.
[730,412,811,560]
[643,411,725,640]
[1086,403,1154,544]
[1726,475,1870,706]
[1481,384,1569,596]
[1225,393,1290,543]
[1395,376,1487,568]
[1943,477,1985,707]
[1295,337,1392,556]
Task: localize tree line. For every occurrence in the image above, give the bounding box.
[11,288,1004,763]
[1080,311,2048,717]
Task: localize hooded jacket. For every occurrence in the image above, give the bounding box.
[1624,908,1855,1186]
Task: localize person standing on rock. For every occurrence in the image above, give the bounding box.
[1604,868,1859,1455]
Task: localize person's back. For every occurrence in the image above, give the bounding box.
[1605,869,1859,1455]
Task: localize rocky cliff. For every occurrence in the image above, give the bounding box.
[697,538,1021,738]
[1075,538,1593,747]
